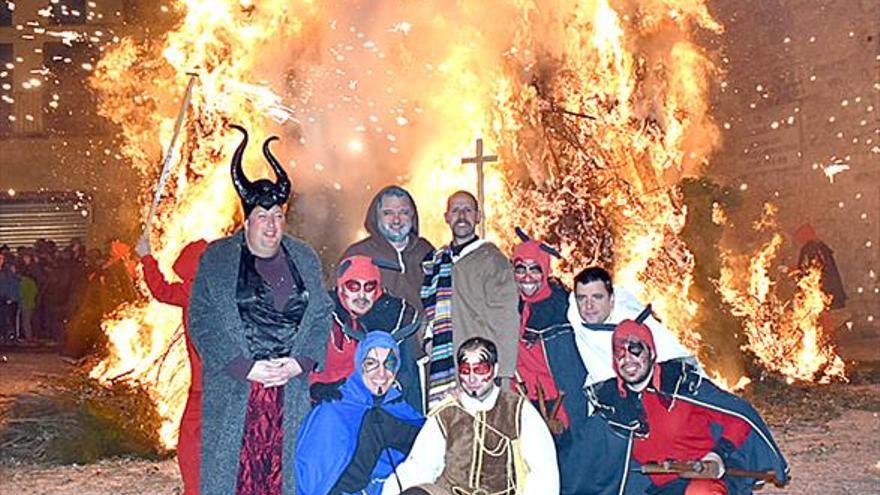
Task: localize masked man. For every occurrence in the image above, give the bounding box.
[310,255,422,411]
[343,186,434,311]
[569,266,697,386]
[584,320,788,495]
[383,337,558,495]
[296,331,424,495]
[188,125,333,495]
[421,191,519,409]
[510,231,588,494]
[136,237,208,494]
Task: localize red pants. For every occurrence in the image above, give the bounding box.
[178,390,202,495]
[685,479,727,495]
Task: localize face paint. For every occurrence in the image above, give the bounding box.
[361,347,398,396]
[614,338,653,386]
[341,278,379,316]
[458,350,496,399]
[514,260,545,297]
[343,279,379,293]
[513,263,543,277]
[458,362,493,376]
[613,340,647,360]
[383,352,399,373]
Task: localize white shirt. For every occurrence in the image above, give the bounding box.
[568,287,695,386]
[382,387,559,495]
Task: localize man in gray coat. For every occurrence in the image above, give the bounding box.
[188,125,332,495]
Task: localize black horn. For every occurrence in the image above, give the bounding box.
[262,136,290,199]
[229,124,255,204]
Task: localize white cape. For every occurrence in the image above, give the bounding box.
[567,287,697,386]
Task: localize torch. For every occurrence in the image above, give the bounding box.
[142,72,200,244]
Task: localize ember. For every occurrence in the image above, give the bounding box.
[81,0,848,451]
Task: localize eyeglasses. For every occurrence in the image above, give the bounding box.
[458,361,493,375]
[513,263,543,276]
[343,279,378,293]
[614,340,647,359]
[362,352,399,373]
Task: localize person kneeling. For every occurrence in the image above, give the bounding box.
[586,320,788,495]
[296,331,424,495]
[384,337,558,495]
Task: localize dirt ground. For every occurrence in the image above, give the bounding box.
[1,352,878,495]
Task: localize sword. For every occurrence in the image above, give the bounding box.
[143,72,199,241]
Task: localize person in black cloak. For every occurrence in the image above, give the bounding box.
[188,124,333,495]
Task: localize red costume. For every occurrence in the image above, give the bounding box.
[310,256,383,385]
[141,240,208,495]
[614,321,751,495]
[512,239,568,427]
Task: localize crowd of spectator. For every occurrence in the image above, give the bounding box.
[0,238,138,358]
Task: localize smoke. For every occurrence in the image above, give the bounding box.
[230,0,726,267]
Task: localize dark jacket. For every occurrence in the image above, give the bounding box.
[313,291,422,411]
[188,230,333,495]
[342,186,434,312]
[520,282,589,427]
[573,361,789,495]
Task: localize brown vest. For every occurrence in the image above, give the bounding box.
[434,390,524,495]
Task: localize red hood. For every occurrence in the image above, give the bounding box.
[172,240,208,281]
[794,223,818,244]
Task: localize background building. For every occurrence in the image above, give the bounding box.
[710,0,879,339]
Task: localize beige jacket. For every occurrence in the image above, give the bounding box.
[450,240,520,378]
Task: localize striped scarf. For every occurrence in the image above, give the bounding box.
[421,246,456,409]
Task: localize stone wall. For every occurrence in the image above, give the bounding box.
[710,0,880,335]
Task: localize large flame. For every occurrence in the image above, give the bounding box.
[88,1,315,447]
[87,0,843,450]
[717,204,846,384]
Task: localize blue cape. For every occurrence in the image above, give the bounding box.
[296,333,424,495]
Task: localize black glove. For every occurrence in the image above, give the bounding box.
[309,380,344,405]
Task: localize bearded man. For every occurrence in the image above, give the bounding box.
[583,320,788,495]
[382,337,558,495]
[569,266,697,386]
[343,186,434,311]
[296,331,424,495]
[420,191,519,409]
[188,125,333,495]
[310,255,422,411]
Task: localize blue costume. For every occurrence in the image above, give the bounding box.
[296,332,424,495]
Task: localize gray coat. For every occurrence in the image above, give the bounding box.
[188,230,332,495]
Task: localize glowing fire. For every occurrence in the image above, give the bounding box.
[717,206,846,384]
[86,0,843,450]
[88,1,311,447]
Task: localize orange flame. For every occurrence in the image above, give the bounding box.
[89,1,316,448]
[86,0,842,450]
[717,205,846,384]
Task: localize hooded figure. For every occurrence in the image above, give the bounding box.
[296,331,424,495]
[342,186,434,312]
[310,255,422,411]
[140,239,208,495]
[511,232,589,494]
[576,320,789,495]
[793,223,846,310]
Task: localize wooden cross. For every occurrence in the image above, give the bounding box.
[460,138,497,238]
